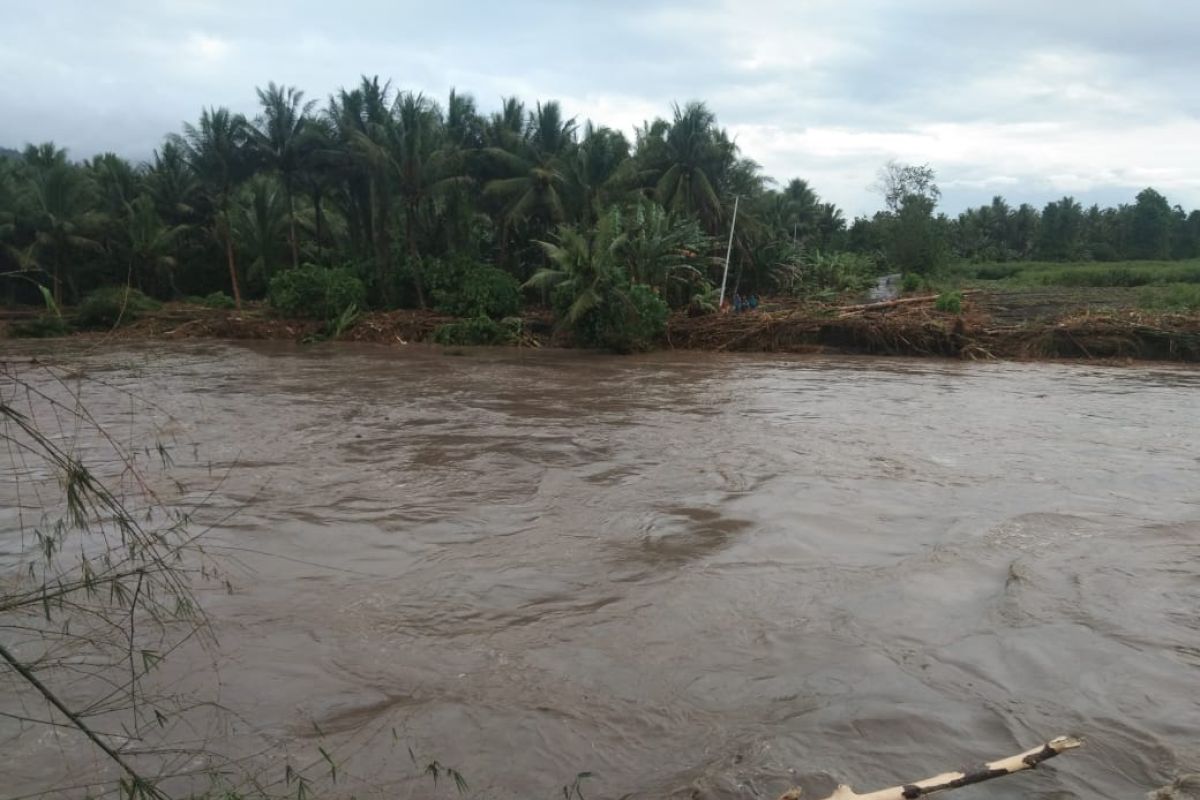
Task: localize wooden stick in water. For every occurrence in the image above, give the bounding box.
[778,736,1083,800]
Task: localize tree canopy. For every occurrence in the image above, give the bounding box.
[1,78,1197,315]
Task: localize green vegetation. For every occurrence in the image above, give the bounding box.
[569,282,668,353]
[186,290,237,308]
[200,289,236,308]
[8,314,71,337]
[951,259,1200,288]
[74,286,160,328]
[433,315,521,345]
[268,263,366,319]
[3,79,1199,349]
[429,258,522,319]
[527,213,670,352]
[780,250,878,297]
[935,290,963,313]
[1138,284,1200,312]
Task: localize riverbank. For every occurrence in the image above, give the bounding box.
[5,290,1200,362]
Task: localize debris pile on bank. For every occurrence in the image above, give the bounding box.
[666,294,1200,362]
[8,294,1200,363]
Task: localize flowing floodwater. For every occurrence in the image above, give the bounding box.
[3,341,1199,799]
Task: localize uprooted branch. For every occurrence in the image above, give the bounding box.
[778,736,1083,800]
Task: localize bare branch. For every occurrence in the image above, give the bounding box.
[778,736,1083,800]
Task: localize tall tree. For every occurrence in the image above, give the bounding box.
[232,175,290,293]
[482,100,578,272]
[874,160,941,213]
[341,76,399,303]
[564,123,630,225]
[887,194,947,275]
[20,144,102,304]
[1130,187,1173,260]
[652,102,729,231]
[1037,196,1084,261]
[175,107,252,307]
[252,82,317,269]
[780,178,821,246]
[390,91,445,307]
[122,195,186,297]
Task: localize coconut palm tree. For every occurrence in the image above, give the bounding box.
[486,97,526,151]
[481,101,578,266]
[564,123,630,225]
[617,197,709,305]
[294,114,340,263]
[432,89,486,256]
[0,158,28,301]
[232,175,289,293]
[815,202,846,250]
[652,102,729,232]
[325,85,376,270]
[524,211,626,327]
[145,140,199,221]
[123,195,187,297]
[19,144,102,304]
[252,82,317,269]
[390,91,444,307]
[331,76,398,302]
[780,178,821,246]
[175,107,252,307]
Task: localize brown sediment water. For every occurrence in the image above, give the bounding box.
[2,340,1198,799]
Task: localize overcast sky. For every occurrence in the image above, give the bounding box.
[2,0,1198,216]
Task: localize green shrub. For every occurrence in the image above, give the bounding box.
[1046,267,1143,287]
[901,273,923,293]
[785,251,878,297]
[268,264,366,319]
[972,263,1023,280]
[1087,242,1120,262]
[75,287,160,329]
[1137,284,1200,312]
[570,283,668,354]
[200,291,236,309]
[8,315,72,338]
[430,260,521,319]
[433,315,521,346]
[935,290,963,313]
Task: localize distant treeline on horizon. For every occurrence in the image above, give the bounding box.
[2,77,1198,310]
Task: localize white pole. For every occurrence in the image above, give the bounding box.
[718,194,740,308]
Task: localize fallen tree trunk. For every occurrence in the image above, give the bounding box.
[838,291,978,316]
[778,735,1082,800]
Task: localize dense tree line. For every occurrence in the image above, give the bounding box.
[0,79,848,316]
[848,173,1200,274]
[1,78,1197,317]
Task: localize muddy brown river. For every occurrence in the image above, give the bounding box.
[3,341,1199,799]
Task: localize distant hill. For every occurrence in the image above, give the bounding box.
[0,146,19,161]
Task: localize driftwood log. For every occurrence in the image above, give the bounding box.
[837,291,979,317]
[778,736,1082,800]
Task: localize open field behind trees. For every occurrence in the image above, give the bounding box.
[950,259,1200,288]
[944,259,1200,317]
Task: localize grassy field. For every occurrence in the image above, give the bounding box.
[948,259,1200,313]
[949,259,1200,288]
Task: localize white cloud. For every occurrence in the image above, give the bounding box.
[185,32,231,61]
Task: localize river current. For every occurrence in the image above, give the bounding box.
[2,341,1198,799]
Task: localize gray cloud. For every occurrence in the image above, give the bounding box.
[1,0,1196,216]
